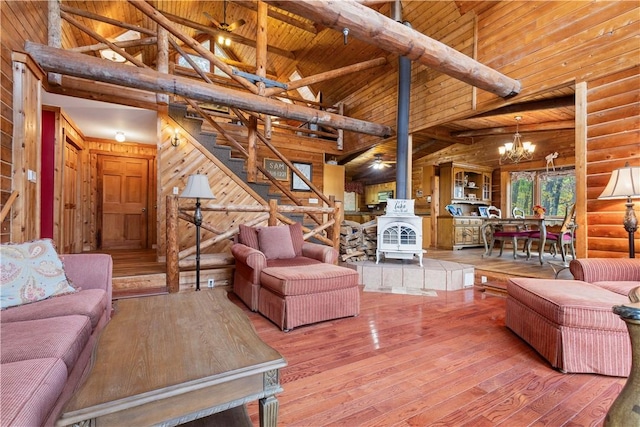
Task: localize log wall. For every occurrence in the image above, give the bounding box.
[585,66,640,258]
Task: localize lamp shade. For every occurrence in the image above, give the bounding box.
[180,174,216,199]
[598,164,640,200]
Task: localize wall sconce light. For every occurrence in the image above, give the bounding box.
[171,129,180,147]
[115,132,126,142]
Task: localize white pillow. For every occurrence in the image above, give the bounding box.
[1,239,77,310]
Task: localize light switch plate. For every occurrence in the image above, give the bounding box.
[173,186,179,195]
[27,169,37,183]
[309,198,318,204]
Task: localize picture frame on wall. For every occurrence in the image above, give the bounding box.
[291,162,312,191]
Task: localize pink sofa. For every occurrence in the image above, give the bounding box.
[506,258,640,377]
[0,253,113,427]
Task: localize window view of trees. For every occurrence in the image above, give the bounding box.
[511,170,575,217]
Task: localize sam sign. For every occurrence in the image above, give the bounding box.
[264,159,288,181]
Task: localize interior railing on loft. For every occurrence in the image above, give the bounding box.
[165,196,343,293]
[0,191,19,223]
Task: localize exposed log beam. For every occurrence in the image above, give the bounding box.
[159,10,295,59]
[47,76,158,110]
[25,42,393,138]
[60,4,155,37]
[232,0,318,34]
[468,95,575,119]
[264,57,388,97]
[414,126,472,145]
[451,120,575,138]
[69,37,158,53]
[265,0,521,98]
[176,45,278,77]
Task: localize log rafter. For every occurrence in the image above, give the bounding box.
[265,0,521,98]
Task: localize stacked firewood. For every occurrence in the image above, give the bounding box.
[340,220,378,262]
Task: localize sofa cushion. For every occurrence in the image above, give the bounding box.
[507,278,628,331]
[0,239,77,310]
[593,281,640,297]
[0,358,68,427]
[1,315,92,372]
[238,224,260,250]
[258,226,296,260]
[261,264,359,296]
[0,289,107,330]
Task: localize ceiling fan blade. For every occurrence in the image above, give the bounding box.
[203,11,222,28]
[227,19,246,32]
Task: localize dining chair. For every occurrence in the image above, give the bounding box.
[526,204,577,263]
[489,206,531,258]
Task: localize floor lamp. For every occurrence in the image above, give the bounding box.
[598,162,640,258]
[180,173,216,290]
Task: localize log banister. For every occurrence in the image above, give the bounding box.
[0,191,19,224]
[166,196,342,292]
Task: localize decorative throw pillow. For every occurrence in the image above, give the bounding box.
[238,224,259,250]
[288,222,304,257]
[0,239,77,310]
[258,226,296,260]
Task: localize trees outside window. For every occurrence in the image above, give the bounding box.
[510,170,575,217]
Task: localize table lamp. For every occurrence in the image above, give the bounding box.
[180,173,216,290]
[598,162,640,258]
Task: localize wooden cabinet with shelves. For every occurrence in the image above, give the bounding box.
[437,162,493,250]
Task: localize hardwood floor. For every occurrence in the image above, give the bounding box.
[235,288,624,426]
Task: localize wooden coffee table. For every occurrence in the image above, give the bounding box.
[56,289,286,427]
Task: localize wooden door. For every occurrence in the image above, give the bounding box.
[62,141,79,253]
[98,155,149,250]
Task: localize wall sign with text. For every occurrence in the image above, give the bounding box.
[264,159,288,181]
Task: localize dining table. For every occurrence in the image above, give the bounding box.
[480,217,565,265]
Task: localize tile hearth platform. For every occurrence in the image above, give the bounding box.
[343,259,475,292]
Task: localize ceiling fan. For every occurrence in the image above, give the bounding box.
[204,0,246,42]
[369,154,395,170]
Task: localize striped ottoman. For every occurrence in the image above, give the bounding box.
[258,264,360,331]
[506,278,631,376]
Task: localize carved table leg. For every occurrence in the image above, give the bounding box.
[259,395,279,427]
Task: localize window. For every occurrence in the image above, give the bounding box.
[510,169,575,217]
[177,40,231,76]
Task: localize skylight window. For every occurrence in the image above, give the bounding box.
[289,70,315,102]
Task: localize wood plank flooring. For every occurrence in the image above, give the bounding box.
[233,288,624,426]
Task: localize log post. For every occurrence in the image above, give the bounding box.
[247,115,258,182]
[166,195,180,293]
[332,199,343,251]
[156,25,169,107]
[268,199,278,226]
[47,0,62,85]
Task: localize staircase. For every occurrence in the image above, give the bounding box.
[169,104,276,203]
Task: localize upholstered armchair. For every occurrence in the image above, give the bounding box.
[231,222,338,311]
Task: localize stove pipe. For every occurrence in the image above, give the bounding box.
[392,1,411,199]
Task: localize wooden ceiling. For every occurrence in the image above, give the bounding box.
[56,1,576,182]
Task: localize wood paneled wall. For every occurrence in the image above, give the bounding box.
[1,1,48,243]
[344,1,639,258]
[585,66,640,258]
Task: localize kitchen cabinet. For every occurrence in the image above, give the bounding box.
[364,181,396,205]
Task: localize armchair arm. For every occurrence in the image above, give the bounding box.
[302,242,338,264]
[60,253,113,304]
[570,258,640,282]
[231,243,267,271]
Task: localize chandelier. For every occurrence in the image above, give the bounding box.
[498,116,535,164]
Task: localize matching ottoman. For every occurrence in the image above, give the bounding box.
[258,264,360,331]
[506,278,631,376]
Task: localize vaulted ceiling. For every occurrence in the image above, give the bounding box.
[53,1,575,182]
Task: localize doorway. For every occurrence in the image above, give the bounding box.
[97,154,152,250]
